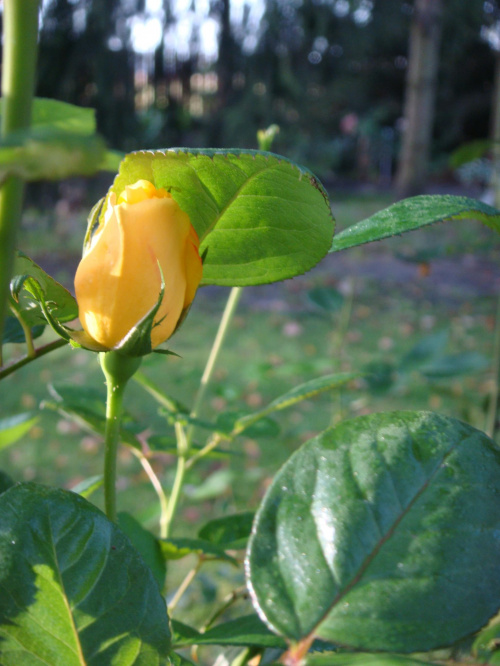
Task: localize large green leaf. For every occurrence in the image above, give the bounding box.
[329,195,500,253]
[0,483,171,665]
[109,149,334,286]
[246,411,500,653]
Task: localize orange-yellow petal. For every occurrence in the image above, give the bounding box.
[74,180,202,350]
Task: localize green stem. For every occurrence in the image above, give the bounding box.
[0,338,66,381]
[130,447,169,539]
[201,585,247,632]
[133,370,184,414]
[0,0,40,342]
[163,287,243,536]
[164,422,188,538]
[167,557,203,613]
[10,305,36,358]
[188,286,243,443]
[99,351,141,522]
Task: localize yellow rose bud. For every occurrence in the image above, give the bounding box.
[74,179,203,350]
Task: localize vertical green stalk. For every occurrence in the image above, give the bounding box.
[165,286,242,536]
[188,286,243,442]
[164,422,188,538]
[99,352,141,522]
[0,0,40,340]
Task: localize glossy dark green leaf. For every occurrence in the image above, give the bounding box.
[0,412,38,451]
[307,287,345,313]
[330,195,500,253]
[246,411,500,653]
[235,373,360,434]
[173,614,286,649]
[0,483,171,664]
[109,149,334,287]
[118,512,166,590]
[198,512,255,550]
[171,620,201,645]
[160,537,237,565]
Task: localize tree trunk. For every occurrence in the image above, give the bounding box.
[491,50,500,208]
[395,0,443,198]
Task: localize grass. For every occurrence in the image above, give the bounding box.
[0,190,498,651]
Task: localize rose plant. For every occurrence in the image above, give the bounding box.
[1,2,500,666]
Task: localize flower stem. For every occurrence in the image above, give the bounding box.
[167,557,203,613]
[130,447,169,539]
[164,422,188,538]
[0,338,67,381]
[0,0,40,341]
[188,286,243,443]
[99,351,141,522]
[164,287,243,536]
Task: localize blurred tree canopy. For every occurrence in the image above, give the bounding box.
[31,0,500,184]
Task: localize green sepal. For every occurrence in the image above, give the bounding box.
[153,348,181,357]
[99,351,142,387]
[113,267,165,357]
[82,196,105,253]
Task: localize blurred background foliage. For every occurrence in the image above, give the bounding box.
[27,0,500,191]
